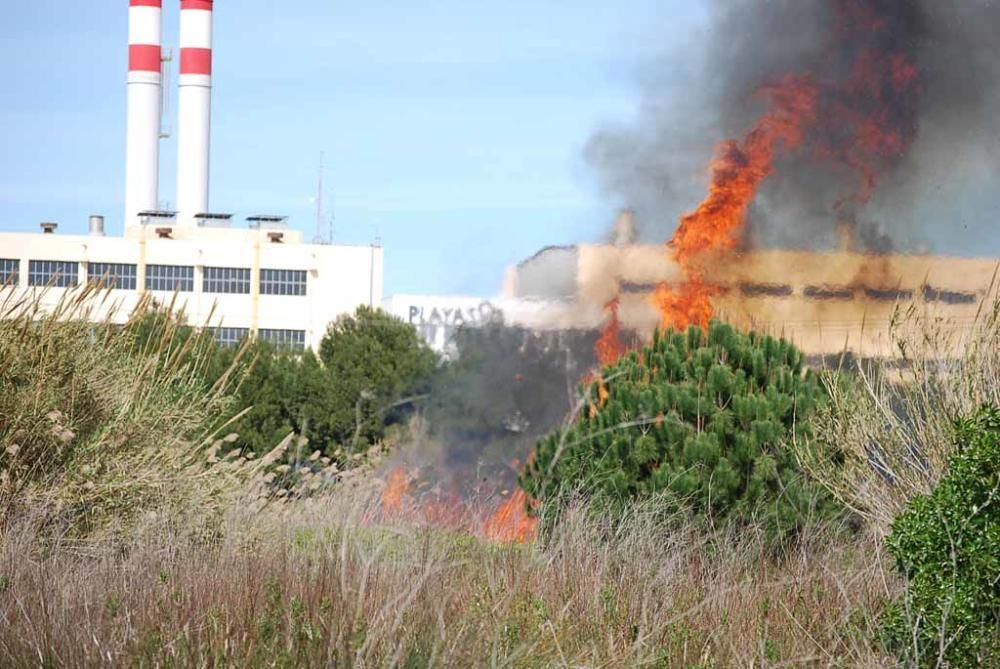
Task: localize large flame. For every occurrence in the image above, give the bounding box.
[592,0,923,357]
[654,76,819,331]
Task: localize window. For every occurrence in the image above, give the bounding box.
[88,262,137,290]
[203,267,250,294]
[259,328,306,351]
[923,285,977,305]
[208,327,250,348]
[260,268,307,296]
[865,288,913,301]
[0,258,18,285]
[28,260,78,287]
[804,285,854,300]
[146,264,194,292]
[740,283,794,297]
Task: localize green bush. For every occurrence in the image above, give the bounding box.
[319,306,439,453]
[130,304,439,462]
[882,405,1000,667]
[520,322,837,538]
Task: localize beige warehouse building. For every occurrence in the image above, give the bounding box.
[502,232,999,359]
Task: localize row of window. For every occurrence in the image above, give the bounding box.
[617,279,978,304]
[207,327,306,351]
[0,259,307,295]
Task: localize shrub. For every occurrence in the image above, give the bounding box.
[319,306,439,453]
[520,321,838,539]
[0,289,246,533]
[129,304,439,463]
[882,405,1000,667]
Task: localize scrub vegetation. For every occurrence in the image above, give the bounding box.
[1,286,998,667]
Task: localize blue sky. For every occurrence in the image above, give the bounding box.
[0,1,706,296]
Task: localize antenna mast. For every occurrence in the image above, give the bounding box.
[314,152,325,243]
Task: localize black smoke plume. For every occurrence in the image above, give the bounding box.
[587,0,1000,254]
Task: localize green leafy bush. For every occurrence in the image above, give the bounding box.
[520,322,837,538]
[319,305,439,452]
[130,304,439,461]
[882,405,1000,667]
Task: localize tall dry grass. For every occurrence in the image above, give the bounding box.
[0,285,252,535]
[802,291,1000,535]
[0,493,892,667]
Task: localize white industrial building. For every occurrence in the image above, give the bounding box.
[0,0,383,351]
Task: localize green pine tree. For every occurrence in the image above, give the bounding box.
[520,321,839,540]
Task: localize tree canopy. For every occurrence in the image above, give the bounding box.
[520,321,839,538]
[318,305,439,452]
[131,304,439,462]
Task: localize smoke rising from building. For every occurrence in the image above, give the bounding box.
[586,0,1000,253]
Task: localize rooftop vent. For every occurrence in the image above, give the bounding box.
[194,213,234,227]
[267,232,285,244]
[611,208,636,246]
[138,210,178,225]
[40,221,58,234]
[247,215,288,229]
[88,215,105,237]
[155,227,174,239]
[836,220,856,253]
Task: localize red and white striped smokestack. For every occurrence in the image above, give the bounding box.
[125,0,163,227]
[176,0,213,226]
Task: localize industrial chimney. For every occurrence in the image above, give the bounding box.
[176,0,213,226]
[124,0,164,228]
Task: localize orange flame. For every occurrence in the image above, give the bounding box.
[483,489,539,543]
[595,1,922,363]
[381,466,412,514]
[652,276,716,333]
[595,296,626,367]
[654,76,819,331]
[420,492,467,528]
[378,463,539,544]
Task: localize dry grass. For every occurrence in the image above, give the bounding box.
[802,292,1000,535]
[0,493,894,668]
[0,285,251,535]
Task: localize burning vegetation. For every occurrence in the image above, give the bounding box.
[377,464,539,542]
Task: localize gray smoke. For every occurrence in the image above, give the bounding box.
[586,0,1000,254]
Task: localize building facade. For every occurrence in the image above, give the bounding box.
[502,242,1000,359]
[0,220,383,351]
